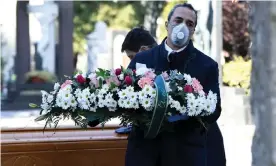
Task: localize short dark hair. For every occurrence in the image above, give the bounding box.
[167,3,198,27]
[121,26,157,53]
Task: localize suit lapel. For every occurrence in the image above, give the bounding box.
[154,42,170,72]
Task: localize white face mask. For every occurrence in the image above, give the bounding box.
[170,23,190,47]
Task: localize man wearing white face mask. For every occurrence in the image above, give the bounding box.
[126,3,225,166]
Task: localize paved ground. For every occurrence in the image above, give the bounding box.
[220,124,254,166]
[1,110,254,166]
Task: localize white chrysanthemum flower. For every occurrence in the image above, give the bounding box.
[186,94,197,116]
[184,74,193,85]
[109,100,117,108]
[102,84,109,92]
[171,100,181,111]
[74,88,82,96]
[207,91,217,102]
[55,95,63,107]
[124,99,133,108]
[118,99,125,108]
[75,89,91,110]
[64,85,73,92]
[147,88,156,98]
[108,107,116,112]
[54,83,60,91]
[89,93,96,103]
[177,86,183,91]
[47,95,54,103]
[125,86,134,93]
[82,88,91,98]
[179,106,187,114]
[198,96,207,108]
[69,97,77,108]
[118,90,127,99]
[118,74,124,80]
[186,93,195,102]
[165,82,172,92]
[142,85,154,96]
[61,100,70,110]
[127,92,138,101]
[41,103,49,110]
[141,98,153,111]
[105,92,113,100]
[138,91,146,101]
[132,101,140,109]
[41,90,48,103]
[205,99,216,114]
[168,95,173,104]
[97,98,105,108]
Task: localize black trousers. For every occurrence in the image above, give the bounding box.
[125,122,226,166]
[125,126,207,166]
[206,123,226,166]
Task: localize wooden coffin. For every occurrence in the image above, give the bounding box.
[1,127,128,166]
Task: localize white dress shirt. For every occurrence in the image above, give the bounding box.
[164,39,187,62]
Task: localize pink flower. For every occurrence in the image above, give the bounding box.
[90,78,99,88]
[145,70,156,80]
[88,73,99,88]
[138,77,153,88]
[61,80,72,89]
[106,76,121,86]
[161,72,169,80]
[192,78,203,92]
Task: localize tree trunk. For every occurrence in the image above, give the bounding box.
[143,1,165,38]
[249,1,276,166]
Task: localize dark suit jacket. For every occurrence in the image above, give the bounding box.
[125,39,225,166]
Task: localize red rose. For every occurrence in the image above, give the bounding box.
[115,68,122,75]
[76,75,86,84]
[124,76,133,85]
[184,85,193,93]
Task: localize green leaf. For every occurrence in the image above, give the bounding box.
[34,114,48,121]
[29,103,38,108]
[98,78,103,88]
[83,112,100,122]
[64,75,71,79]
[110,82,117,90]
[73,70,79,76]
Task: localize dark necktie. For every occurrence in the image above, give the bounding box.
[168,52,178,70]
[168,51,177,62]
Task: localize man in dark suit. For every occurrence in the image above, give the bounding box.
[126,3,225,166]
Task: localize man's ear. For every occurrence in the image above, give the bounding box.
[165,21,168,31]
[190,27,196,36]
[139,46,150,52]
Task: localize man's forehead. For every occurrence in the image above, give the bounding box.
[172,7,196,22]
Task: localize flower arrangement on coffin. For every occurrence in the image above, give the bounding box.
[25,70,57,84]
[31,65,218,139]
